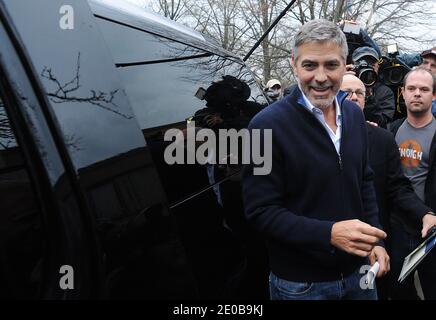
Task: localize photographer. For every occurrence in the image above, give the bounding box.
[193,75,262,131]
[339,20,381,64]
[350,46,395,128]
[264,79,283,103]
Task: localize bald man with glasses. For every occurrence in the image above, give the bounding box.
[341,74,434,299]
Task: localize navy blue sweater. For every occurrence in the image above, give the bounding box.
[242,86,382,282]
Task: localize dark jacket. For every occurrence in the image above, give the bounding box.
[389,119,436,235]
[242,86,381,282]
[367,123,431,234]
[364,82,395,129]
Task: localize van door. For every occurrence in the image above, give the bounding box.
[1,0,196,298]
[92,9,268,298]
[0,5,98,298]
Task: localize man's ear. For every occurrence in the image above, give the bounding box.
[291,56,297,76]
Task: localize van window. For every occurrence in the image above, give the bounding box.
[96,18,267,205]
[95,18,270,298]
[4,0,146,171]
[0,97,44,298]
[95,18,208,64]
[97,18,266,130]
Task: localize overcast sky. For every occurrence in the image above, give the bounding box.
[124,0,435,53]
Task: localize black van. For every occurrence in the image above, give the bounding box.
[0,0,268,299]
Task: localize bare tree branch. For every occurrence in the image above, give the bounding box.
[41,53,132,119]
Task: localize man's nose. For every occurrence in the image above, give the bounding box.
[351,94,359,102]
[315,68,327,82]
[413,89,422,96]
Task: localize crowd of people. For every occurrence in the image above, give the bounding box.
[247,19,436,300]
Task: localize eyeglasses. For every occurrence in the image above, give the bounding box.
[344,89,366,98]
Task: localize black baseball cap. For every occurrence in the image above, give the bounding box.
[352,46,380,62]
[421,48,436,58]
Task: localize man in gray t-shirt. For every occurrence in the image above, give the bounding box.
[389,68,436,300]
[395,118,436,202]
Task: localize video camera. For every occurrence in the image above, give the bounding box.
[342,19,411,120]
[352,59,378,87]
[340,21,363,64]
[379,44,411,87]
[378,43,411,120]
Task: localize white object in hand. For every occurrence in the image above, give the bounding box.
[365,262,380,286]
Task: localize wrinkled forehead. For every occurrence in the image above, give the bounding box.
[294,40,346,62]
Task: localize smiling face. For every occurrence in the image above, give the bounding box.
[402,70,435,117]
[292,41,346,109]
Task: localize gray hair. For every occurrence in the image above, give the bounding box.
[293,19,348,62]
[404,67,436,93]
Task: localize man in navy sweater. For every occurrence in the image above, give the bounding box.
[242,19,389,300]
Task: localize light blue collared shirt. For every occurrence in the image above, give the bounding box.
[299,92,342,155]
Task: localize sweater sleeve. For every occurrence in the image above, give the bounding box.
[360,117,385,243]
[242,118,335,253]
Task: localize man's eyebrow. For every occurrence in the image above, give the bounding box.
[300,59,341,65]
[300,59,317,64]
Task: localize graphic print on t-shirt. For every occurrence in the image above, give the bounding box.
[398,139,423,169]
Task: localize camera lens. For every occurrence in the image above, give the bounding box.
[389,68,404,85]
[359,69,377,87]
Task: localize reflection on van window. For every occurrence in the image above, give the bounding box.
[96,18,207,64]
[0,98,17,150]
[97,18,266,130]
[96,13,269,299]
[96,18,267,206]
[4,0,147,171]
[118,56,262,129]
[0,97,44,298]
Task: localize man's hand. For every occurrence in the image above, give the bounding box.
[337,19,358,27]
[369,246,390,277]
[366,121,378,127]
[331,219,387,257]
[345,64,356,75]
[204,113,223,127]
[422,213,436,238]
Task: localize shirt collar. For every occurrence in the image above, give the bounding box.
[298,86,342,123]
